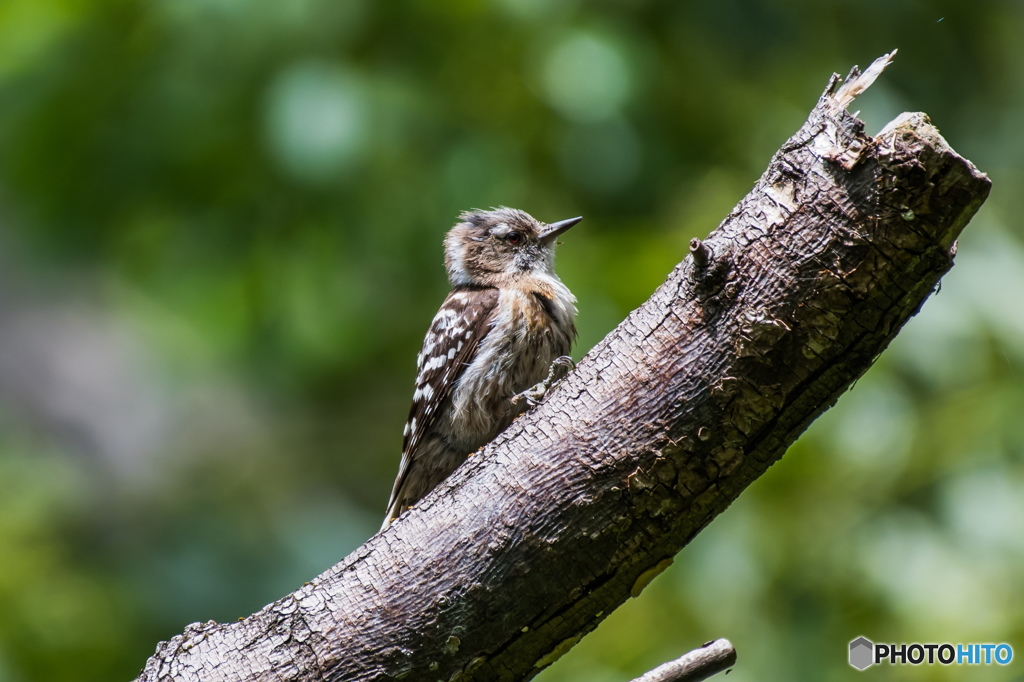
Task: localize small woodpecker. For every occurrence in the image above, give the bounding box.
[382,207,580,526]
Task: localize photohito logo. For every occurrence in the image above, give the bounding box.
[849,636,1013,670]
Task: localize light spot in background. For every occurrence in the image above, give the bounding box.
[953,227,1024,353]
[264,61,369,185]
[0,306,169,479]
[856,511,998,632]
[941,465,1024,556]
[679,507,766,623]
[819,375,914,468]
[539,29,632,123]
[888,285,989,388]
[272,493,377,591]
[558,118,641,193]
[0,0,82,78]
[890,223,1024,386]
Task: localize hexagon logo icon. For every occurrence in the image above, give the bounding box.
[849,636,874,670]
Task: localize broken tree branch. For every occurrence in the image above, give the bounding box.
[136,52,990,682]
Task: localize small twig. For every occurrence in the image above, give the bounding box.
[629,639,736,682]
[689,238,710,268]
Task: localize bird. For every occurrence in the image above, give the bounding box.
[382,207,580,527]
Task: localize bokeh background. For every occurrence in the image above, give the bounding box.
[0,0,1021,680]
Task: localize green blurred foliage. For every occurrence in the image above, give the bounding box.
[0,0,1020,680]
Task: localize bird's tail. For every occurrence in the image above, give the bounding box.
[380,503,400,531]
[380,477,409,530]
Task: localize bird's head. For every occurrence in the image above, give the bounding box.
[444,207,581,288]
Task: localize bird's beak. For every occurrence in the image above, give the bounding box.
[539,216,583,244]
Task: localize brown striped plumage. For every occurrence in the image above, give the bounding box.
[382,208,580,526]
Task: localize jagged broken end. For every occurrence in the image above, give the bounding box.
[821,50,898,111]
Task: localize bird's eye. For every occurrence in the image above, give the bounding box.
[506,231,522,244]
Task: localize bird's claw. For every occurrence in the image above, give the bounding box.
[548,355,576,381]
[509,355,576,415]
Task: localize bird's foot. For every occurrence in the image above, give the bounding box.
[509,356,576,415]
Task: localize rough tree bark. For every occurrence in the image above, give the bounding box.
[136,53,990,682]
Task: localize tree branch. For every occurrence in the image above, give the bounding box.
[136,52,990,682]
[629,640,736,682]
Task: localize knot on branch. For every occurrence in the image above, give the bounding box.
[689,238,710,268]
[688,238,736,315]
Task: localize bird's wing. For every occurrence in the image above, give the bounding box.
[384,286,500,521]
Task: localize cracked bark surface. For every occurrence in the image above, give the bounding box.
[135,53,990,682]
